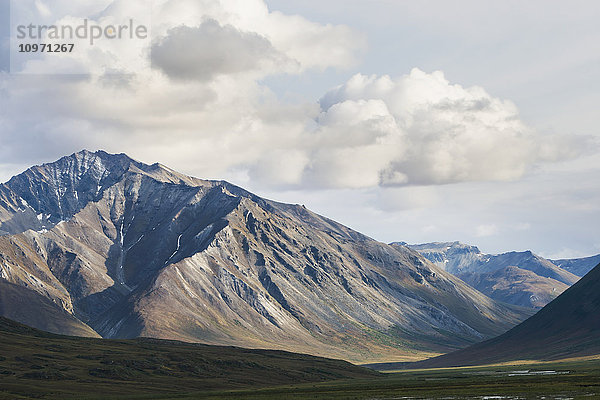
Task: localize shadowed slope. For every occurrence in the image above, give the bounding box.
[411,262,600,368]
[0,280,99,337]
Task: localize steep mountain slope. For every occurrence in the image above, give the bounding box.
[401,242,579,308]
[411,262,600,368]
[0,280,98,337]
[0,316,378,399]
[0,151,531,362]
[551,254,600,277]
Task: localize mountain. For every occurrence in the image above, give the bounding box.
[0,316,378,398]
[400,242,579,308]
[0,151,531,363]
[551,254,600,277]
[409,262,600,368]
[397,242,485,275]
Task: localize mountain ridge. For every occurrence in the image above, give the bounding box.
[401,241,585,308]
[0,150,531,362]
[551,254,600,277]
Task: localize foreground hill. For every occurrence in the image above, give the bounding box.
[0,316,377,399]
[0,151,530,362]
[411,262,600,368]
[401,242,581,308]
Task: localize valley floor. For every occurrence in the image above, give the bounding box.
[2,358,600,399]
[160,358,600,400]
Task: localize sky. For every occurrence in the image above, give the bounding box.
[0,0,598,258]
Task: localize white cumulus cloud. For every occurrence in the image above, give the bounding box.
[310,69,567,187]
[476,224,499,238]
[246,68,584,189]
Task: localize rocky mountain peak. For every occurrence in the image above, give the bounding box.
[0,150,141,234]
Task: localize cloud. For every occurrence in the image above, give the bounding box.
[34,0,52,17]
[245,69,584,189]
[150,0,365,72]
[0,0,587,193]
[262,10,365,71]
[514,222,531,231]
[0,0,360,178]
[151,19,292,81]
[308,69,579,187]
[476,224,498,237]
[375,186,440,212]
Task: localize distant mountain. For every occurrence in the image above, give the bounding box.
[396,242,485,276]
[551,254,600,277]
[0,316,377,398]
[0,151,531,363]
[399,242,580,309]
[410,262,600,368]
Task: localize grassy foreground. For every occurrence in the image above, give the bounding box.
[0,317,377,399]
[3,351,600,399]
[1,317,600,399]
[183,358,600,399]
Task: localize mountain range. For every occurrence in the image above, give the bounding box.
[400,242,599,309]
[0,150,531,363]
